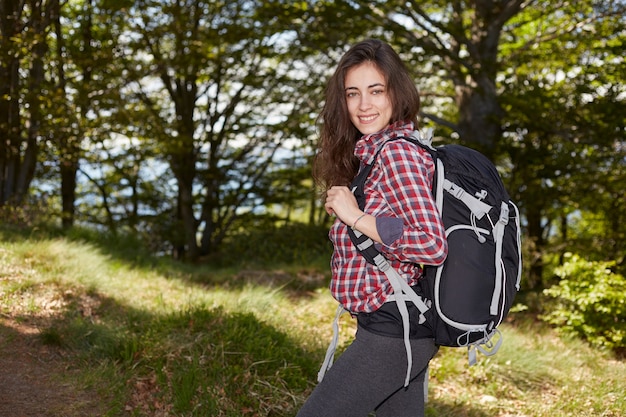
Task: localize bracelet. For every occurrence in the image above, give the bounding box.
[351,213,367,231]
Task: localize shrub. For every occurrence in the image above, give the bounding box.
[541,253,626,353]
[212,222,332,268]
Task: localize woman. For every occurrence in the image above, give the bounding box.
[297,39,448,417]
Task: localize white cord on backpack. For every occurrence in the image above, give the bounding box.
[317,305,347,382]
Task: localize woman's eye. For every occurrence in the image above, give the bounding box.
[372,89,384,95]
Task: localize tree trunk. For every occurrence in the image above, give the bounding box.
[0,0,23,205]
[177,178,199,260]
[60,161,77,227]
[18,0,48,204]
[525,204,545,290]
[455,77,503,155]
[58,0,89,229]
[452,1,522,156]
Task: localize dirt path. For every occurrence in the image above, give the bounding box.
[0,317,105,417]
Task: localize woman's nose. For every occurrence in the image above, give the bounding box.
[359,95,371,110]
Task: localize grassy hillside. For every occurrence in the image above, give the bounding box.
[1,230,624,416]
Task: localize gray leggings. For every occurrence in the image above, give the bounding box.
[297,327,438,417]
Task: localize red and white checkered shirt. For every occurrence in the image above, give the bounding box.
[329,121,448,313]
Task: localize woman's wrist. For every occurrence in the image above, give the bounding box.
[351,213,367,231]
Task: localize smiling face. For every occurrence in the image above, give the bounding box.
[344,61,393,135]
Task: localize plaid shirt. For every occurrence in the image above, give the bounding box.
[329,121,448,313]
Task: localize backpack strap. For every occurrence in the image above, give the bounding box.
[351,227,430,387]
[346,133,435,387]
[443,180,493,219]
[407,129,493,219]
[317,304,347,382]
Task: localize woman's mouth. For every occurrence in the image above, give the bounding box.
[359,114,378,123]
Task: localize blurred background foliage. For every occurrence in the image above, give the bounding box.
[1,0,625,348]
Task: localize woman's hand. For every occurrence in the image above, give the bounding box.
[324,186,362,227]
[325,186,382,243]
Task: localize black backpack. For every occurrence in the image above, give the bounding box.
[348,129,522,365]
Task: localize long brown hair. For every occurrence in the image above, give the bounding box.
[313,39,421,191]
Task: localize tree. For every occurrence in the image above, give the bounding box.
[53,0,134,228]
[116,0,332,260]
[348,0,625,286]
[0,0,54,208]
[5,0,622,275]
[498,0,626,286]
[350,0,525,156]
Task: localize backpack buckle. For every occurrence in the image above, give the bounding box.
[499,202,510,224]
[373,254,390,271]
[447,182,465,199]
[475,189,488,200]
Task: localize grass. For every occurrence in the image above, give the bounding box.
[1,229,625,416]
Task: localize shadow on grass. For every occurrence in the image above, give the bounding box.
[0,226,526,416]
[426,403,491,417]
[1,281,496,417]
[7,224,333,298]
[4,284,324,416]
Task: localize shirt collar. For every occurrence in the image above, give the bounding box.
[354,120,415,165]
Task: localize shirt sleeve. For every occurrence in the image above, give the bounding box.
[368,140,448,266]
[376,216,404,245]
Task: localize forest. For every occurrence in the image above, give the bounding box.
[0,0,626,417]
[1,0,625,415]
